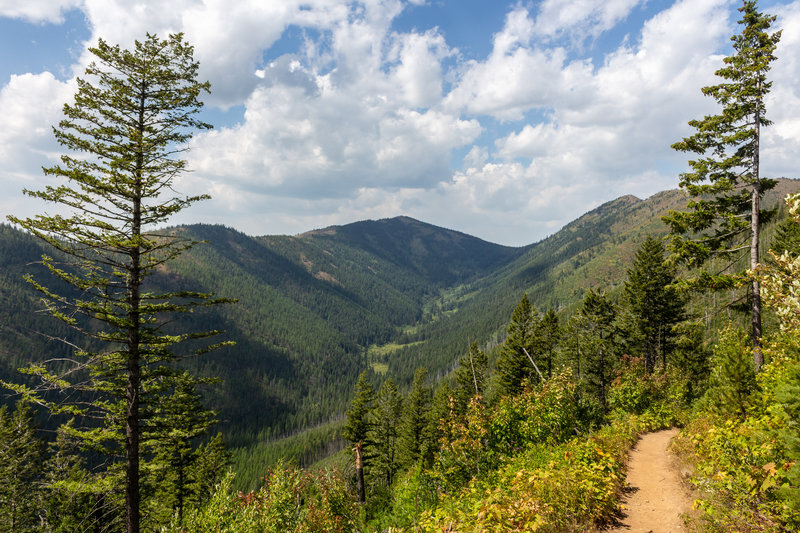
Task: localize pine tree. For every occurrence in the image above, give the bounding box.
[538,308,561,379]
[398,367,431,468]
[663,1,781,371]
[4,34,232,533]
[454,341,488,414]
[424,382,453,465]
[342,371,375,504]
[189,433,230,510]
[369,378,403,487]
[706,325,756,419]
[496,294,540,396]
[573,290,619,412]
[44,420,100,533]
[0,401,45,531]
[772,212,800,257]
[145,373,217,527]
[623,236,686,373]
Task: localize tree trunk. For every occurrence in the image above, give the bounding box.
[751,91,763,372]
[125,83,146,533]
[355,441,366,504]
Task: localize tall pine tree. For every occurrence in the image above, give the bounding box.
[496,294,540,396]
[369,378,403,487]
[4,34,232,532]
[664,1,781,371]
[342,371,375,504]
[574,290,619,412]
[398,367,431,468]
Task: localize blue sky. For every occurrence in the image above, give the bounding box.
[1,0,799,246]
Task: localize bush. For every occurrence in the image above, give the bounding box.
[172,463,356,532]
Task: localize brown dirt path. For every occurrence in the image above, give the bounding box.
[605,428,693,533]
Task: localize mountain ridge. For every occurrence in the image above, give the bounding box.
[2,180,799,487]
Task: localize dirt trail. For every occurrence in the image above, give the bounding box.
[605,428,693,533]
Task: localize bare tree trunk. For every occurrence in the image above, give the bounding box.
[355,441,366,504]
[751,91,763,372]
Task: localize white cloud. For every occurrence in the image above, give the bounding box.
[763,1,800,181]
[533,0,642,42]
[0,0,82,24]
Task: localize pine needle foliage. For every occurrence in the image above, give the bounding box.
[4,33,233,533]
[664,0,782,370]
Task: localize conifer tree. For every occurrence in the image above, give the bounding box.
[623,236,686,373]
[189,433,230,509]
[0,401,45,531]
[4,34,232,532]
[706,325,757,419]
[342,371,375,504]
[145,373,217,526]
[772,212,800,257]
[573,290,619,412]
[496,294,540,396]
[424,382,453,464]
[538,308,561,379]
[454,341,488,413]
[369,378,403,487]
[398,367,431,468]
[664,1,781,371]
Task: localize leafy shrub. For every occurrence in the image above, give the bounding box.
[607,357,689,431]
[172,463,356,532]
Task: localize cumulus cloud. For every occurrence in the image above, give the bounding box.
[2,0,799,246]
[0,0,82,24]
[533,0,643,42]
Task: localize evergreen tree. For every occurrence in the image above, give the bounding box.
[623,235,686,373]
[573,290,619,412]
[454,341,488,414]
[538,308,561,379]
[706,325,757,419]
[0,401,45,532]
[424,382,453,465]
[772,212,800,257]
[496,294,540,396]
[663,1,781,371]
[44,421,100,533]
[145,373,217,527]
[4,34,232,533]
[189,433,230,510]
[342,371,375,504]
[398,367,431,468]
[369,378,403,487]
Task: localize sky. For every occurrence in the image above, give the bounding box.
[1,0,799,246]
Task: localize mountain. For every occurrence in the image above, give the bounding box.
[2,179,798,487]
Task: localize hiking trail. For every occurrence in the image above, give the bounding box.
[605,428,693,533]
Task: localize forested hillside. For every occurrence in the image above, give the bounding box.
[2,180,798,488]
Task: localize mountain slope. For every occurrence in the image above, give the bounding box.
[2,179,798,484]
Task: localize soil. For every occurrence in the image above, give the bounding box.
[604,428,694,533]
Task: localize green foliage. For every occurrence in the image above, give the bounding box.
[496,294,540,396]
[705,325,758,420]
[571,290,620,412]
[3,33,232,532]
[175,465,357,533]
[607,358,689,431]
[342,371,375,504]
[398,368,431,468]
[664,0,782,369]
[369,378,403,488]
[419,414,639,533]
[453,341,488,414]
[537,308,561,379]
[0,401,45,532]
[623,235,686,372]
